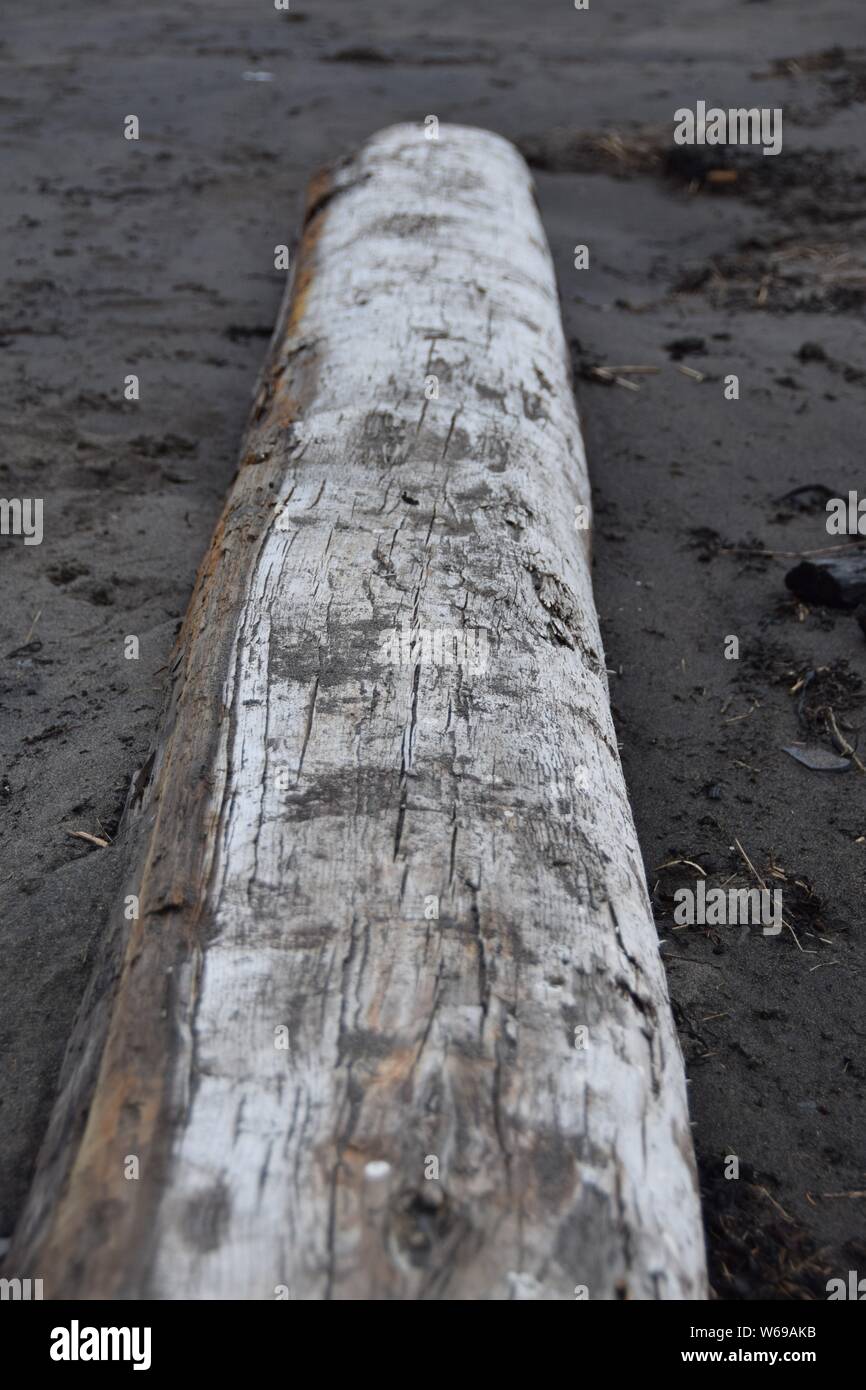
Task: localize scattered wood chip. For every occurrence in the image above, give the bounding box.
[66,830,110,849]
[590,366,641,391]
[600,364,661,374]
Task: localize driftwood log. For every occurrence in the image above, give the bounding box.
[8,125,706,1300]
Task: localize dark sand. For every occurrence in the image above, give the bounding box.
[1,0,864,1297]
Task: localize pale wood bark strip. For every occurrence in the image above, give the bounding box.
[8,124,706,1300]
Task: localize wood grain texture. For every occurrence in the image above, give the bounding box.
[8,124,706,1300]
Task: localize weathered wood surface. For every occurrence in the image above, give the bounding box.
[8,124,706,1300]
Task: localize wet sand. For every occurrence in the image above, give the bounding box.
[1,0,863,1295]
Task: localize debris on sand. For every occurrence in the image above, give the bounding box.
[782,743,851,772]
[786,552,866,608]
[773,483,837,518]
[663,146,739,189]
[702,1163,834,1300]
[754,47,847,79]
[65,829,110,848]
[323,46,394,65]
[665,336,706,360]
[587,363,658,390]
[517,125,667,175]
[797,341,828,362]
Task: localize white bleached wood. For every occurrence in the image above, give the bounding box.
[8,124,706,1300]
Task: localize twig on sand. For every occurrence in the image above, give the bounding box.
[723,702,759,724]
[598,364,661,374]
[66,829,110,849]
[824,707,866,774]
[734,837,811,953]
[754,1185,794,1223]
[590,366,642,391]
[721,538,866,559]
[23,610,42,645]
[655,857,707,875]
